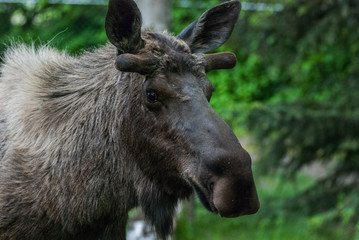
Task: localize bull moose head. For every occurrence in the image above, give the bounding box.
[105,0,259,235]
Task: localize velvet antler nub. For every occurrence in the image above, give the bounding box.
[116,53,158,75]
[204,52,237,72]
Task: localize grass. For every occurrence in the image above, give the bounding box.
[175,172,357,240]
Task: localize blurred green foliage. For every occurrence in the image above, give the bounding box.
[1,0,358,239]
[0,0,108,57]
[243,0,359,237]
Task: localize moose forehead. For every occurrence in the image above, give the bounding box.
[143,32,205,74]
[145,71,213,103]
[142,32,213,94]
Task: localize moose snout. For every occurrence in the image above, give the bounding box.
[193,150,260,218]
[184,99,260,218]
[212,176,260,218]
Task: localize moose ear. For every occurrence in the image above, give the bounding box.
[177,0,241,53]
[105,0,144,54]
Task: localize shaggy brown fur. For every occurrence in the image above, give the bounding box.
[0,32,194,239]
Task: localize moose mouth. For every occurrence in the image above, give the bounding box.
[186,177,219,215]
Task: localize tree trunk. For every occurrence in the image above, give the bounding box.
[134,0,171,32]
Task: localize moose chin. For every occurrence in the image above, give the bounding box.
[0,0,259,239]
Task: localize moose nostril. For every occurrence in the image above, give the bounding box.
[209,181,214,191]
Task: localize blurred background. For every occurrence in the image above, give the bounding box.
[0,0,358,239]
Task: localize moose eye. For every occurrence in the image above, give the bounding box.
[146,90,158,103]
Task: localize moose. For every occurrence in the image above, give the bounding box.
[0,0,259,239]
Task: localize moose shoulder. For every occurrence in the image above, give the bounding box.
[0,0,259,239]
